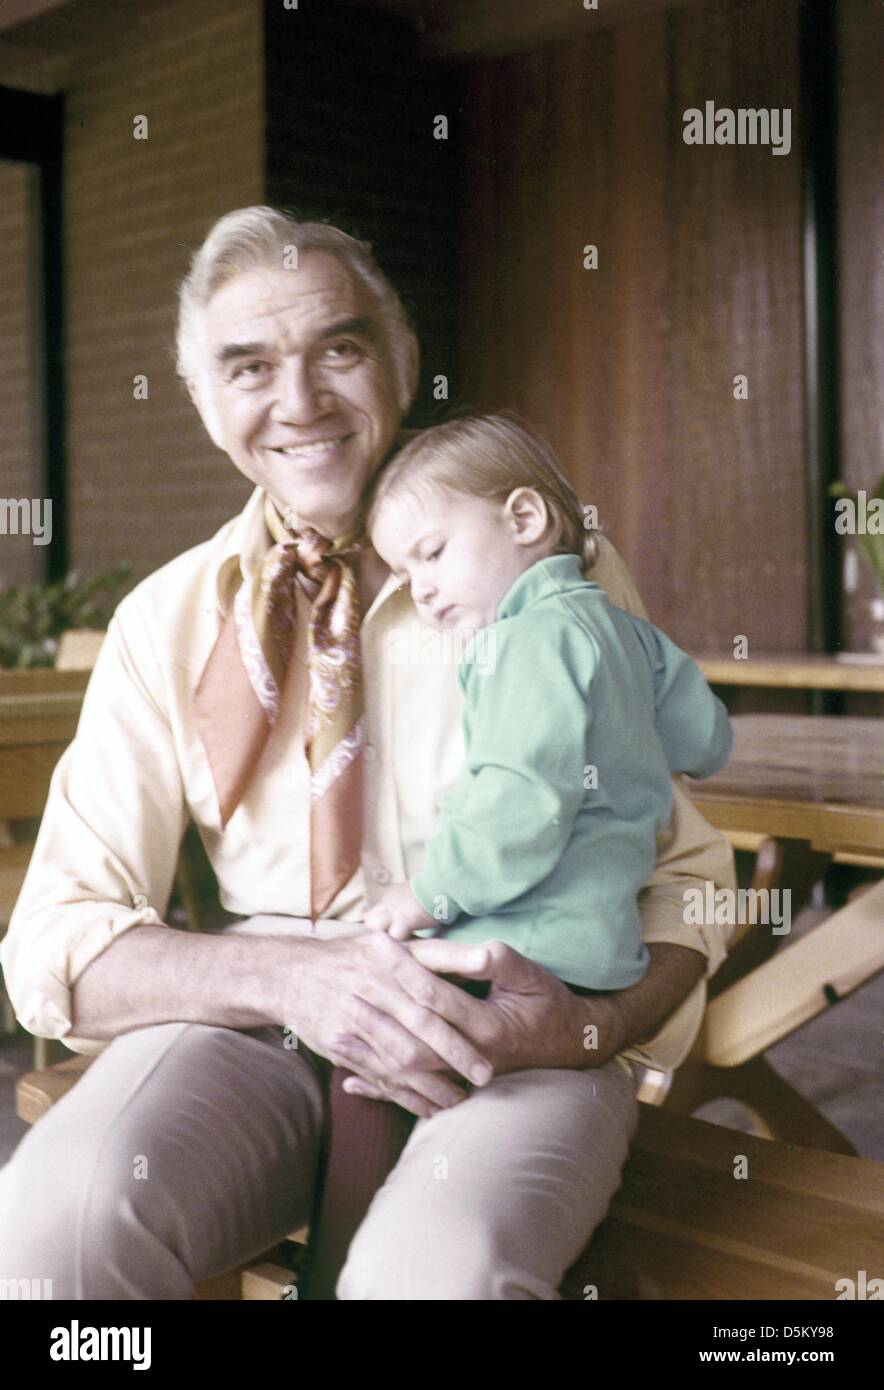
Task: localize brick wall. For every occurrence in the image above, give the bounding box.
[3,0,264,588]
[0,160,40,586]
[3,0,458,591]
[62,0,264,583]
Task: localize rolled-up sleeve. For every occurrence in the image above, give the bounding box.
[617,777,738,1074]
[0,595,188,1053]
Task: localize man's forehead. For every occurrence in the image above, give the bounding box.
[204,256,368,339]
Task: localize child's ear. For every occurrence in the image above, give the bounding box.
[504,488,548,545]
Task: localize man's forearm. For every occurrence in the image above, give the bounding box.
[582,941,706,1063]
[69,924,297,1041]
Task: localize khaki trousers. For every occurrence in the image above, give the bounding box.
[0,918,640,1300]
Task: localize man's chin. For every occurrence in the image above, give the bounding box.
[260,475,368,534]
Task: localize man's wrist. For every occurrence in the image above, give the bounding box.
[568,942,707,1069]
[604,944,706,1054]
[572,992,626,1068]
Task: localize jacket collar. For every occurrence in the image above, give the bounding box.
[496,553,597,621]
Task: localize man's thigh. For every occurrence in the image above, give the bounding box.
[337,1058,639,1301]
[0,1022,325,1299]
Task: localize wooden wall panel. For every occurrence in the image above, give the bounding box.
[664,0,804,651]
[838,0,884,654]
[455,0,806,652]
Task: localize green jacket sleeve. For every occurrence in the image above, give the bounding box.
[410,615,594,923]
[627,616,733,779]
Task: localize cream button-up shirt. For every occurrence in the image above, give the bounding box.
[1,484,736,1073]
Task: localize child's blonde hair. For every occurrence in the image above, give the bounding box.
[366,413,601,570]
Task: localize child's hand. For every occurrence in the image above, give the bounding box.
[364,883,437,941]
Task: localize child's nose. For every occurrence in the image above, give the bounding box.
[412,575,437,604]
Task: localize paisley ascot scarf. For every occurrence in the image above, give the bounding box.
[193,493,365,921]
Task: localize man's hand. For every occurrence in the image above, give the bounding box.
[363,882,437,940]
[279,931,497,1119]
[332,938,626,1103]
[334,938,707,1106]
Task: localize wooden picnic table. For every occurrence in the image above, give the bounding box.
[0,669,90,820]
[695,652,884,694]
[687,714,884,863]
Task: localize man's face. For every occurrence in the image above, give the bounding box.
[191,252,404,536]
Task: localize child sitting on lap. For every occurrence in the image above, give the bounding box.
[363,414,733,993]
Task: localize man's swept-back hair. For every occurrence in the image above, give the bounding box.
[175,205,419,411]
[367,412,601,570]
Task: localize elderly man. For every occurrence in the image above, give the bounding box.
[0,206,734,1300]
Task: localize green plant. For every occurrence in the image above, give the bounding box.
[0,565,132,669]
[829,474,884,591]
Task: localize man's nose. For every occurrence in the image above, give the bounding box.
[271,358,327,422]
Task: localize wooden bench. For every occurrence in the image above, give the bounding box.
[0,668,218,1059]
[561,1103,884,1300]
[0,671,92,1058]
[15,1056,883,1300]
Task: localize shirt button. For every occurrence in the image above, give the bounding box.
[372,867,391,885]
[363,743,377,763]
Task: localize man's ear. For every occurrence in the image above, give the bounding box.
[399,330,421,414]
[504,487,548,546]
[187,373,225,451]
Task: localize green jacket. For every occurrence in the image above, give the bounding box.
[410,554,733,989]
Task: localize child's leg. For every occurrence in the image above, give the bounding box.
[337,1057,640,1300]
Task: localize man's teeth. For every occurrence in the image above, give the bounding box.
[275,438,345,458]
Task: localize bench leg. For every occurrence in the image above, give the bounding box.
[665,1054,857,1156]
[1,986,17,1035]
[33,1036,66,1070]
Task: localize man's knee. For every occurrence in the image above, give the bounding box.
[0,1097,181,1287]
[336,1206,555,1301]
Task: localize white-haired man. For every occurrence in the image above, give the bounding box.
[0,207,735,1299]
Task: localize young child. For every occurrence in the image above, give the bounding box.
[363,414,733,992]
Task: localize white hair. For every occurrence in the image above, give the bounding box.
[175,206,419,412]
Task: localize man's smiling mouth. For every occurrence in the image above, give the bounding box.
[271,434,352,460]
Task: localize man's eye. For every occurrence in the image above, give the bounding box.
[230,361,270,386]
[322,339,362,363]
[426,545,444,562]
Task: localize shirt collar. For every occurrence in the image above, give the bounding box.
[214,430,429,615]
[213,430,431,617]
[212,483,406,625]
[214,485,273,615]
[496,553,597,621]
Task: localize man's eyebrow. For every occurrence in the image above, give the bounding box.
[214,341,269,366]
[214,317,377,368]
[317,315,377,343]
